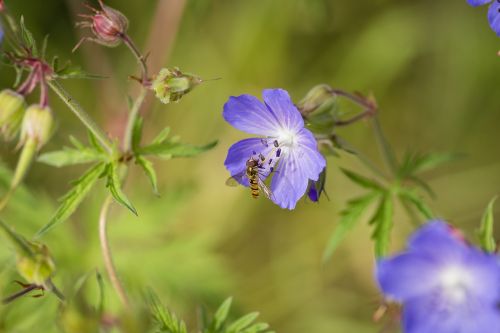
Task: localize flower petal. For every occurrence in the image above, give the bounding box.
[262,89,304,133]
[224,138,275,186]
[377,253,440,302]
[270,129,326,209]
[223,94,281,136]
[407,221,469,261]
[467,0,492,7]
[403,295,500,333]
[488,1,500,36]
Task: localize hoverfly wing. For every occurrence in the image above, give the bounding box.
[257,177,275,201]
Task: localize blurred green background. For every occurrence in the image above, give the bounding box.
[1,0,500,332]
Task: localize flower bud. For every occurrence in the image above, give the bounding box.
[152,67,203,104]
[0,0,4,12]
[20,104,54,150]
[297,84,335,116]
[90,1,128,47]
[16,242,56,286]
[307,167,327,202]
[0,89,26,141]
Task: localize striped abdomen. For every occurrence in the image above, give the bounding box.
[247,165,260,199]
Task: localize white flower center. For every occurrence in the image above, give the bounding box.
[276,128,298,149]
[438,266,471,304]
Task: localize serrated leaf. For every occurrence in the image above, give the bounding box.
[106,163,137,216]
[37,163,106,236]
[38,147,106,167]
[88,131,106,153]
[138,140,218,159]
[323,192,379,262]
[398,189,433,220]
[398,152,461,178]
[341,168,383,190]
[20,16,37,56]
[136,156,159,195]
[478,196,497,253]
[147,289,187,333]
[214,297,233,331]
[372,193,393,258]
[227,312,259,333]
[41,35,49,59]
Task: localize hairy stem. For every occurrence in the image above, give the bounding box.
[47,80,114,154]
[99,195,131,310]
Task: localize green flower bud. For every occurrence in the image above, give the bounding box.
[152,67,202,104]
[0,89,26,141]
[20,105,54,150]
[297,84,335,116]
[16,242,56,286]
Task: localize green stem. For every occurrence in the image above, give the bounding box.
[47,80,114,154]
[371,116,398,177]
[123,87,147,152]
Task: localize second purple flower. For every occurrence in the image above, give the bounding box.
[223,89,326,210]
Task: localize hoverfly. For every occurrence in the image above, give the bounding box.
[226,157,275,201]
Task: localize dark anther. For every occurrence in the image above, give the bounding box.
[270,167,274,173]
[252,151,256,155]
[273,140,279,148]
[260,139,269,147]
[276,148,282,157]
[259,153,265,161]
[268,158,273,165]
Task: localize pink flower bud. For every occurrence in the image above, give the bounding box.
[76,0,129,49]
[0,0,5,12]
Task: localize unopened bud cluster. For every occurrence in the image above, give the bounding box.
[152,67,203,104]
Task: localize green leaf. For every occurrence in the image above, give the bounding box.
[478,196,498,253]
[36,163,106,237]
[55,65,107,80]
[398,189,433,220]
[372,193,394,258]
[132,116,144,151]
[136,156,159,195]
[0,219,35,258]
[138,140,218,159]
[226,312,260,333]
[147,289,187,333]
[398,152,461,178]
[105,163,137,216]
[323,192,379,262]
[20,16,37,56]
[214,298,233,331]
[38,147,106,167]
[152,127,171,145]
[340,168,383,190]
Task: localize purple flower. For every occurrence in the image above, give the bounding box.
[223,89,326,210]
[467,0,500,36]
[376,221,500,333]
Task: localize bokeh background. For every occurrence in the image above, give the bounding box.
[1,0,500,332]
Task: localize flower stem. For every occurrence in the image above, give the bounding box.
[122,34,149,81]
[371,116,398,177]
[99,195,131,310]
[123,87,147,152]
[47,79,114,154]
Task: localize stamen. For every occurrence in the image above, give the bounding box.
[259,153,265,161]
[276,148,282,157]
[268,158,273,165]
[273,140,279,148]
[261,138,269,147]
